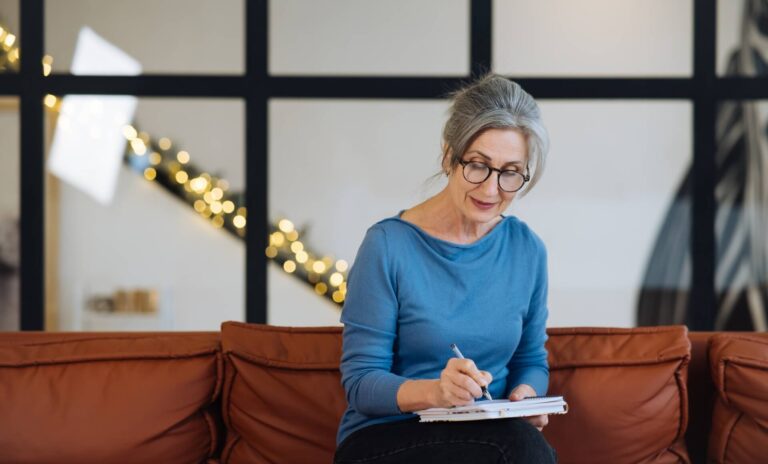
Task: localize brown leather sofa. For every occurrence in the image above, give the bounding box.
[0,323,766,464]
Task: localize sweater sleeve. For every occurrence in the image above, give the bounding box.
[505,237,550,397]
[339,225,408,417]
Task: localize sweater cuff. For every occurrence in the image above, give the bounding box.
[509,369,549,397]
[371,373,409,415]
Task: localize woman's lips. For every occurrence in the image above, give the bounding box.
[471,198,496,210]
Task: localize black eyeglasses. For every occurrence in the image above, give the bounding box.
[458,160,530,193]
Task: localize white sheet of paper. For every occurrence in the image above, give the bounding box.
[48,26,141,205]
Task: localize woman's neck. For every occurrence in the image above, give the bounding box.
[402,189,502,244]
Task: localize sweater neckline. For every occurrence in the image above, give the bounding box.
[392,211,510,249]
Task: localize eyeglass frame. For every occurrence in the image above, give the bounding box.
[457,160,531,193]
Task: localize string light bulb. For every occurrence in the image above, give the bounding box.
[278,219,294,233]
[177,150,190,164]
[158,137,172,150]
[233,215,246,229]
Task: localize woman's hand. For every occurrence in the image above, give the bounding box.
[508,384,548,432]
[431,357,493,408]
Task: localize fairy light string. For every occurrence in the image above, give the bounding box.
[1,23,348,306]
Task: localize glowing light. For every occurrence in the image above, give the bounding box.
[270,232,285,247]
[237,207,247,217]
[314,283,328,295]
[144,167,157,180]
[295,251,309,264]
[211,215,224,228]
[42,55,53,76]
[332,291,345,303]
[4,33,16,48]
[283,260,296,273]
[130,138,147,155]
[149,152,162,165]
[175,171,189,184]
[330,272,343,287]
[312,261,327,273]
[43,94,58,108]
[286,230,299,241]
[340,282,347,292]
[265,246,278,258]
[158,137,172,150]
[190,177,208,193]
[122,125,138,140]
[211,187,224,201]
[222,201,235,214]
[335,259,349,272]
[233,215,246,229]
[138,132,150,143]
[278,219,295,233]
[194,200,206,212]
[217,179,230,191]
[210,201,223,214]
[290,241,304,253]
[203,192,213,203]
[8,48,19,62]
[177,150,190,164]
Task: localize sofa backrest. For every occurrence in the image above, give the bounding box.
[0,332,222,464]
[1,326,765,464]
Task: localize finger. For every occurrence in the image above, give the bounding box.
[449,373,483,398]
[446,383,475,405]
[451,359,490,390]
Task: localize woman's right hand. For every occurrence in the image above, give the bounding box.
[431,358,493,408]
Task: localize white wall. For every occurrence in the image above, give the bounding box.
[494,0,693,77]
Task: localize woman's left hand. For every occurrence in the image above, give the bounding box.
[508,384,549,432]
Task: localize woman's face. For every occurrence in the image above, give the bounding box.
[445,128,528,225]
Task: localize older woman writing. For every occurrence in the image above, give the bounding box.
[335,74,556,463]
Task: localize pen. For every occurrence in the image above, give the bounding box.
[449,343,493,401]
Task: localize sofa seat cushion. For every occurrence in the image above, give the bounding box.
[543,326,691,463]
[0,332,222,464]
[708,333,768,463]
[220,322,345,464]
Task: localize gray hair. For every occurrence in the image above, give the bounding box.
[441,73,549,194]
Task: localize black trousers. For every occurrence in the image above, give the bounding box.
[335,417,557,464]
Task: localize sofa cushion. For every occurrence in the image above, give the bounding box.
[220,322,345,464]
[0,332,222,464]
[708,333,768,463]
[543,326,691,463]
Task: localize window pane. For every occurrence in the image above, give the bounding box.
[270,0,469,76]
[268,99,448,325]
[0,0,20,73]
[46,0,244,74]
[45,96,245,331]
[0,97,19,330]
[717,0,766,77]
[714,100,768,330]
[493,0,693,77]
[515,101,692,327]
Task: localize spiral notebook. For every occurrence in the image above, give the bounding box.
[415,396,568,422]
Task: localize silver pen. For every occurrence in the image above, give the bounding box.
[449,343,493,401]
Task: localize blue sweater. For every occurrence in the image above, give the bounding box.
[336,214,550,445]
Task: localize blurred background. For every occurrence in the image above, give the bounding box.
[0,0,765,332]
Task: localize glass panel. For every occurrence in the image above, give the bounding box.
[269,0,469,76]
[270,99,691,328]
[714,100,768,330]
[717,0,766,77]
[45,96,245,331]
[46,0,244,75]
[514,101,692,327]
[0,0,20,73]
[268,99,448,325]
[493,0,693,77]
[0,97,19,330]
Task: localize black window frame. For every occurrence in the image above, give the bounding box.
[5,0,766,331]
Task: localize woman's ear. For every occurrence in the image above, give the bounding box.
[441,146,452,175]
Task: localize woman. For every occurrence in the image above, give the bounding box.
[335,74,556,463]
